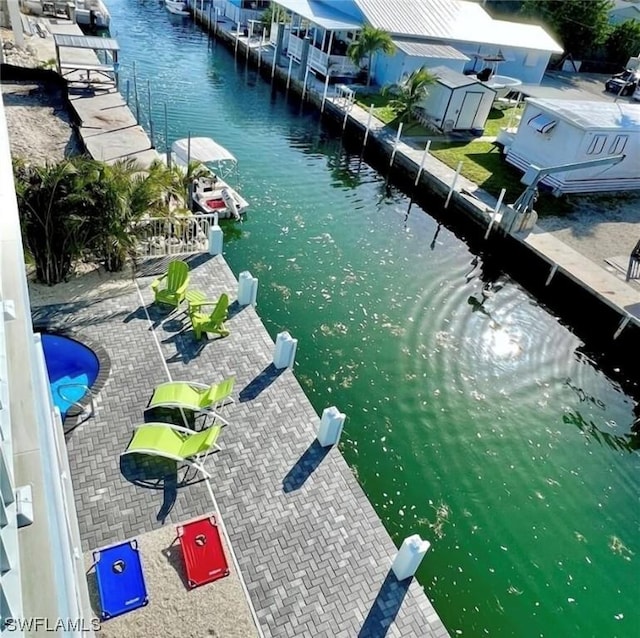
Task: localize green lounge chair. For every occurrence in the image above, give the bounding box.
[121,422,222,478]
[147,377,235,425]
[189,293,230,339]
[150,260,190,308]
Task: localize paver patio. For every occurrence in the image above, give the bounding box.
[31,254,449,638]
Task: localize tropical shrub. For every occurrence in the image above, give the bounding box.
[13,156,182,282]
[347,25,395,86]
[383,66,438,125]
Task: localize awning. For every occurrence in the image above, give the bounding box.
[171,138,237,165]
[527,113,557,134]
[273,0,362,31]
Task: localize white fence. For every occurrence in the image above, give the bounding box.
[135,213,217,257]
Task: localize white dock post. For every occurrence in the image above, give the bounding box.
[321,73,330,113]
[214,8,219,35]
[342,105,349,131]
[238,271,258,306]
[545,263,559,286]
[286,56,293,90]
[613,314,632,340]
[273,331,298,369]
[235,22,240,55]
[208,213,223,255]
[302,66,310,101]
[317,406,346,447]
[363,103,374,148]
[389,122,403,168]
[259,28,266,69]
[271,40,278,79]
[484,187,506,240]
[414,140,431,186]
[391,535,431,581]
[444,161,463,209]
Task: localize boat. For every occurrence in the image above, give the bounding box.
[165,0,190,16]
[75,0,111,29]
[171,137,249,221]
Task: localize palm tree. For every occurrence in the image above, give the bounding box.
[85,158,178,272]
[14,157,96,285]
[383,66,438,127]
[347,25,395,86]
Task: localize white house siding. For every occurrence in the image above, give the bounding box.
[506,102,640,193]
[454,43,552,84]
[375,51,467,87]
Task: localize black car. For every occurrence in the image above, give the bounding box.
[605,69,640,96]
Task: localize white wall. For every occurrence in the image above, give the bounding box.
[507,102,640,188]
[375,51,466,87]
[455,43,552,85]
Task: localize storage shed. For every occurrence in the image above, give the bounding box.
[505,98,640,194]
[416,66,496,132]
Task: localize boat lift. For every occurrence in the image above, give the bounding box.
[501,153,626,233]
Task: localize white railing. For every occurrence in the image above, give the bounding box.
[135,213,217,257]
[286,34,359,77]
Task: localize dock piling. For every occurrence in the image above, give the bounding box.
[363,103,374,148]
[238,271,259,307]
[321,73,330,113]
[613,314,632,340]
[484,187,506,240]
[414,140,431,186]
[208,214,223,256]
[389,122,403,168]
[132,61,140,124]
[235,22,240,56]
[391,535,431,581]
[317,406,346,447]
[444,161,463,209]
[273,332,298,369]
[545,263,559,286]
[286,56,293,90]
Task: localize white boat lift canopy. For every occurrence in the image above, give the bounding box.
[171,137,237,166]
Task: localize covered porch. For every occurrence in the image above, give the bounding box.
[270,0,362,80]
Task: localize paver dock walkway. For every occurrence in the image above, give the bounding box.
[32,256,449,638]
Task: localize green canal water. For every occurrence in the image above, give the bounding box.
[109,3,639,636]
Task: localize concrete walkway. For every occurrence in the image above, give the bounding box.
[30,256,449,638]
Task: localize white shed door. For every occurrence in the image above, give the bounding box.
[455,92,483,130]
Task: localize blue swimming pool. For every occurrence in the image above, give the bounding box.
[42,334,100,419]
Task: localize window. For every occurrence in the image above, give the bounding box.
[609,135,628,154]
[524,52,540,67]
[587,134,607,155]
[527,113,557,134]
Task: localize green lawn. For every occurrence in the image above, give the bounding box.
[352,92,569,215]
[430,141,572,216]
[482,106,522,137]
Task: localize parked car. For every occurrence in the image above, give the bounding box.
[605,69,640,96]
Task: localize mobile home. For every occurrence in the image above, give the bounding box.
[505,99,640,194]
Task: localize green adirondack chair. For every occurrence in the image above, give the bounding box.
[147,376,235,425]
[189,293,230,339]
[150,260,190,308]
[121,422,222,478]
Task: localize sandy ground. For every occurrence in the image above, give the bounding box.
[84,523,259,638]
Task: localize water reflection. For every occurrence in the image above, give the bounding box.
[563,409,640,452]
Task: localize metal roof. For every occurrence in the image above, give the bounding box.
[393,40,469,60]
[355,0,563,53]
[526,99,640,130]
[53,34,120,51]
[273,0,362,30]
